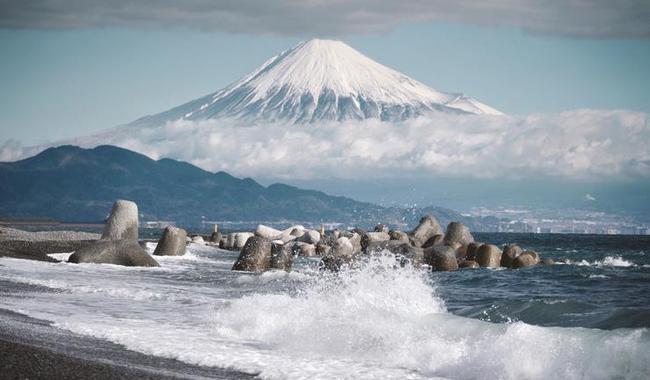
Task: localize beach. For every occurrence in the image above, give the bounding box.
[0,281,256,380]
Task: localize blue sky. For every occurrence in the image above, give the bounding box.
[1,20,649,145]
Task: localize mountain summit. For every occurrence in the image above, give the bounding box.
[131,39,502,126]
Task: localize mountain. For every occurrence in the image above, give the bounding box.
[130,39,502,126]
[0,145,491,229]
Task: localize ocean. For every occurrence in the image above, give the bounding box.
[1,233,649,379]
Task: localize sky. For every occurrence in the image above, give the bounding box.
[0,1,649,145]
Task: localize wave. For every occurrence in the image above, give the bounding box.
[576,256,636,267]
[1,252,649,379]
[207,253,649,379]
[47,251,74,261]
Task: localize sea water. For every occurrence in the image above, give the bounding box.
[1,233,649,379]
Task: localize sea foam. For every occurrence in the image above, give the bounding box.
[576,256,636,267]
[1,251,649,379]
[207,253,650,379]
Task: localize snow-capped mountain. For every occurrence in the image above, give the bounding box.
[130,39,502,126]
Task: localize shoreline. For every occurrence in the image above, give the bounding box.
[0,282,257,380]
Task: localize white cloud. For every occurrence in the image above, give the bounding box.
[2,109,649,181]
[0,139,26,162]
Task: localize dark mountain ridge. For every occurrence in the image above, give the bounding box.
[0,145,489,229]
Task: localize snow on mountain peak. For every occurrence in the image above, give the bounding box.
[131,39,502,126]
[243,38,449,105]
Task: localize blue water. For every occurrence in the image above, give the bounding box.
[439,233,650,329]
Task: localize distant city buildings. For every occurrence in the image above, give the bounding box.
[142,221,175,228]
[469,207,650,235]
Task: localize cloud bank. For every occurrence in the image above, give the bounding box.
[1,0,649,38]
[2,109,648,181]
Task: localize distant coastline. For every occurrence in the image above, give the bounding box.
[0,219,104,228]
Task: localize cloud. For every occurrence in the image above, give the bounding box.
[4,109,648,181]
[0,139,24,161]
[1,0,649,38]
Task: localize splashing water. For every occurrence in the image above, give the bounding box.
[576,256,636,267]
[210,252,650,379]
[0,247,649,379]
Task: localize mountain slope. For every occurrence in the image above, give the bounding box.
[0,145,489,229]
[0,145,382,224]
[130,39,502,126]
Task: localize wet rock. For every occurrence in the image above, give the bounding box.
[512,251,540,268]
[283,240,298,255]
[260,225,301,244]
[289,227,305,237]
[320,255,347,272]
[191,235,205,244]
[270,242,293,271]
[295,242,316,257]
[233,232,254,250]
[255,224,282,240]
[501,244,523,268]
[374,224,390,233]
[69,239,159,267]
[279,234,297,244]
[443,222,474,246]
[232,236,272,272]
[339,230,354,238]
[540,258,555,265]
[331,237,354,260]
[209,231,222,244]
[361,231,390,252]
[224,234,235,250]
[389,230,409,242]
[209,225,220,243]
[459,260,480,269]
[410,215,443,248]
[422,234,444,249]
[318,234,335,247]
[524,250,540,261]
[320,237,356,272]
[465,242,482,261]
[426,245,458,271]
[315,243,331,256]
[352,227,368,236]
[101,200,139,241]
[475,244,502,268]
[297,229,321,245]
[366,240,424,265]
[349,233,362,255]
[445,241,462,251]
[453,243,468,260]
[153,226,187,256]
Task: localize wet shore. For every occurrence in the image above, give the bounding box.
[0,281,257,380]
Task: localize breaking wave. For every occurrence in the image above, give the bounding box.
[1,250,648,379]
[576,256,636,267]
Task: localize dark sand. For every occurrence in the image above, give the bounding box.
[0,282,258,379]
